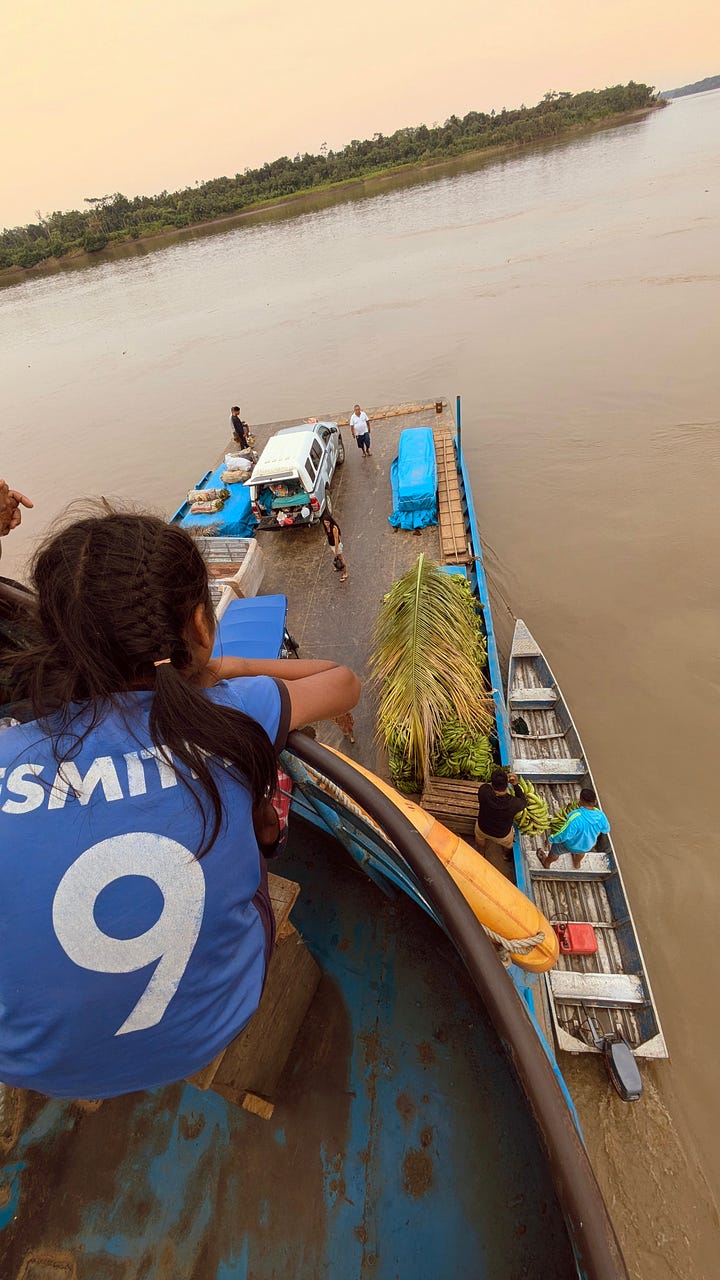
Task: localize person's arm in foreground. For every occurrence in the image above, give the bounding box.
[204,655,361,730]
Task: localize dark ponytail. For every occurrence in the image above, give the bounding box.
[12,510,277,856]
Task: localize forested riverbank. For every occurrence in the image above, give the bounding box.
[1,82,660,285]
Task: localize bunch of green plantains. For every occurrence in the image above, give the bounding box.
[548,801,579,835]
[515,775,551,835]
[431,718,495,781]
[372,556,493,794]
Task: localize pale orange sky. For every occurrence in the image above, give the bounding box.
[2,0,716,230]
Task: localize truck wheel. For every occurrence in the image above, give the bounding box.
[324,488,333,516]
[337,433,345,464]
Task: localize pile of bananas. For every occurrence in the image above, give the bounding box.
[454,578,489,671]
[388,727,419,794]
[431,718,495,781]
[514,774,550,835]
[548,802,578,835]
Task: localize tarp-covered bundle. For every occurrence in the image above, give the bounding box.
[388,427,438,530]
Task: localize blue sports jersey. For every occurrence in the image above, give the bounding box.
[0,676,290,1098]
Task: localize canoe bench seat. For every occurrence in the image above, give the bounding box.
[420,777,479,837]
[186,873,321,1119]
[513,757,586,780]
[549,970,645,1007]
[529,849,612,878]
[509,687,557,709]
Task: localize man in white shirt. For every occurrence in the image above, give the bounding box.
[349,404,371,457]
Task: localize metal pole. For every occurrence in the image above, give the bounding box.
[455,394,462,462]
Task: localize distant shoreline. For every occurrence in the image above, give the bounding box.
[0,105,661,291]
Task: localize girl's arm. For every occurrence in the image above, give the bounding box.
[204,655,361,730]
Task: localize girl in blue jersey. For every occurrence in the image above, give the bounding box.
[0,511,360,1098]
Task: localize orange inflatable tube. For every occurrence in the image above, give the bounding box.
[323,748,558,973]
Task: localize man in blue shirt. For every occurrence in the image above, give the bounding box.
[537,787,610,870]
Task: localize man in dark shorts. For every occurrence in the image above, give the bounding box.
[230,407,250,448]
[349,404,371,457]
[475,768,526,861]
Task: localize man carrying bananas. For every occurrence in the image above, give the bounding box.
[475,768,527,862]
[537,787,610,870]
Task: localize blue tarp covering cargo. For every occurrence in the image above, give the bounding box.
[212,595,288,661]
[171,463,257,537]
[388,426,438,530]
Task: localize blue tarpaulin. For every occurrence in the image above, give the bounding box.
[212,595,288,661]
[388,427,438,530]
[173,463,257,537]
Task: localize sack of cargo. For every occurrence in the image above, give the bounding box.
[224,453,253,472]
[190,498,224,514]
[187,487,230,505]
[221,469,249,485]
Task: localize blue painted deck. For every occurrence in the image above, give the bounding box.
[170,462,256,538]
[0,817,576,1278]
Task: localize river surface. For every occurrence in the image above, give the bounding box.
[2,92,719,1278]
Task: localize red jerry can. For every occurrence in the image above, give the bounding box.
[553,921,598,955]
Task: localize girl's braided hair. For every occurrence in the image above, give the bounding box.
[12,509,277,856]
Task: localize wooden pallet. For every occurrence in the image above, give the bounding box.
[420,776,479,836]
[434,429,471,564]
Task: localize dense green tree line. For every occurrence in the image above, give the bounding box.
[1,82,658,272]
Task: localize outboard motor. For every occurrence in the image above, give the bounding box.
[585,1014,643,1102]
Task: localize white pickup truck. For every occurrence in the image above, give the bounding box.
[246,421,345,529]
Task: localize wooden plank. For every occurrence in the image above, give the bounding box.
[188,875,303,1092]
[420,776,478,836]
[241,1092,275,1121]
[210,930,321,1105]
[434,427,472,566]
[421,778,478,802]
[549,970,645,1007]
[514,757,585,778]
[528,850,612,878]
[509,687,558,708]
[267,872,300,936]
[511,620,542,658]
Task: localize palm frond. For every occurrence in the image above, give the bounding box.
[371,556,493,786]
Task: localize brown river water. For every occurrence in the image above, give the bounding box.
[2,91,719,1278]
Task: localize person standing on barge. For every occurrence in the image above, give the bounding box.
[230,407,250,448]
[321,513,348,582]
[349,404,371,457]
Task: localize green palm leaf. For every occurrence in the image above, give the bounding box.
[371,556,493,789]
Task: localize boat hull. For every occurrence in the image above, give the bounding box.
[507,619,667,1059]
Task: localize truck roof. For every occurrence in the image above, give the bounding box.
[247,422,336,484]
